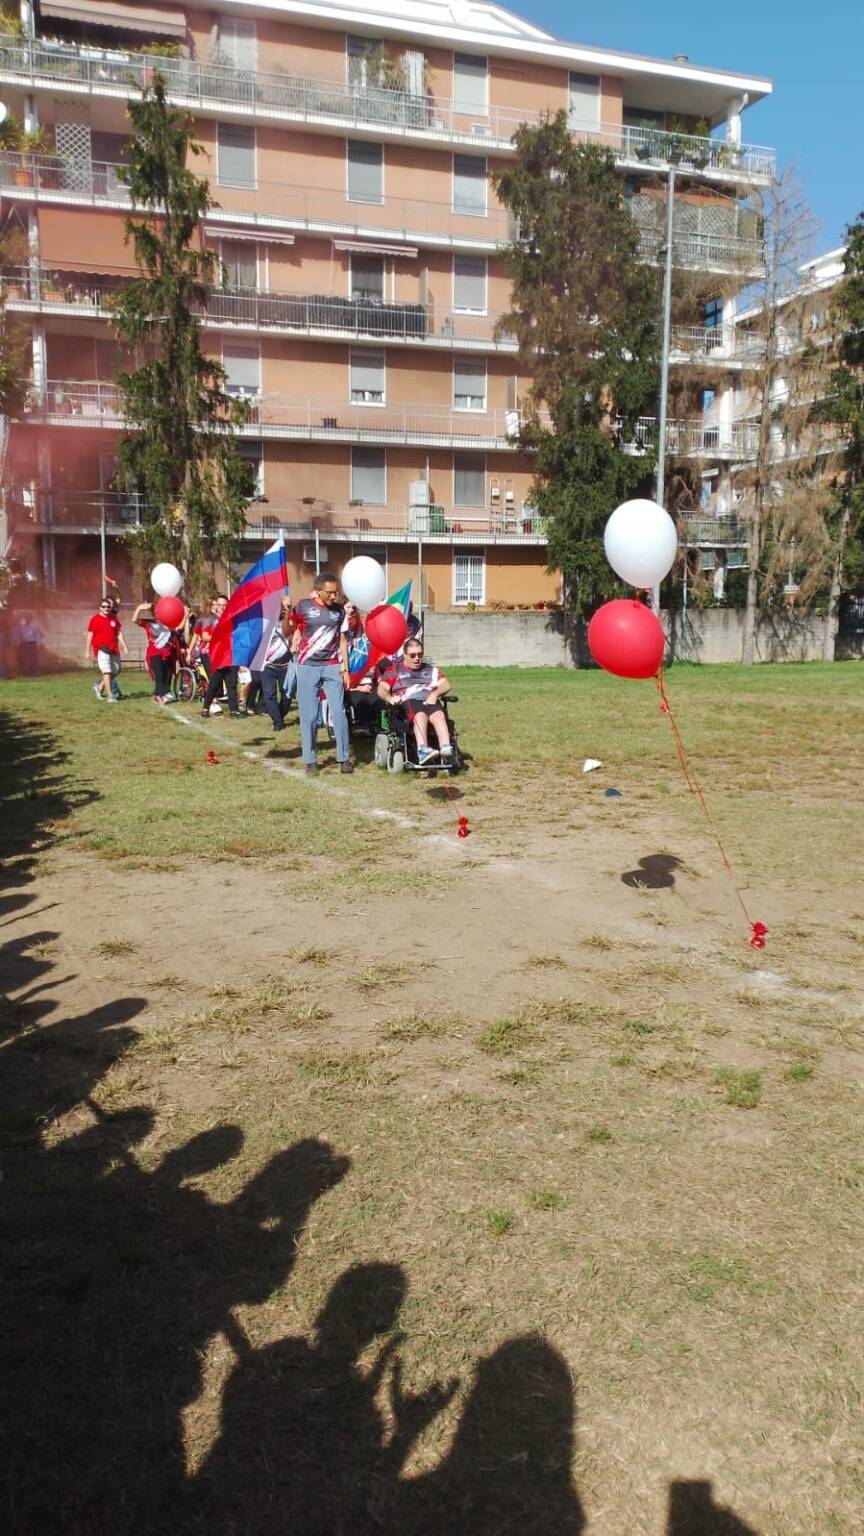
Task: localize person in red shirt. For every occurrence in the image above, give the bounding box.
[85,596,128,702]
[132,601,184,704]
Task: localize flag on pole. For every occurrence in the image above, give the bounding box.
[348,579,412,685]
[209,533,289,671]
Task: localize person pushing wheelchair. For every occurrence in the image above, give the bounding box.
[377,640,452,767]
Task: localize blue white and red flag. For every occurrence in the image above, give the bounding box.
[348,579,412,685]
[209,533,289,671]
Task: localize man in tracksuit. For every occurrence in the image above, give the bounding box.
[288,575,353,775]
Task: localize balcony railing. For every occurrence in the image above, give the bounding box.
[0,36,775,180]
[5,266,516,351]
[0,151,512,250]
[681,516,748,547]
[670,326,769,364]
[26,382,533,448]
[8,489,546,543]
[623,416,760,460]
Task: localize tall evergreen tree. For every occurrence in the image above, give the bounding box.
[813,210,864,654]
[111,76,251,593]
[492,114,660,625]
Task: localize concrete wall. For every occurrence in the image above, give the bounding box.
[424,609,567,666]
[8,604,864,672]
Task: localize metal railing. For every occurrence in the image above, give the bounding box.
[681,516,747,546]
[670,325,769,363]
[7,488,545,542]
[622,415,761,459]
[5,265,516,350]
[27,382,533,447]
[0,151,513,250]
[0,35,775,180]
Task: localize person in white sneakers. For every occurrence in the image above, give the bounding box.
[377,640,452,767]
[85,596,128,702]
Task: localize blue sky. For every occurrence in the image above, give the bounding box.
[529,0,861,254]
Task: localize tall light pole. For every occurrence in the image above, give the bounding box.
[653,159,678,614]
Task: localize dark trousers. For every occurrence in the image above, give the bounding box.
[149,654,174,697]
[203,665,239,712]
[348,689,381,733]
[17,642,38,676]
[261,664,291,729]
[244,671,263,711]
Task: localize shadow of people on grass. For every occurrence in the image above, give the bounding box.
[0,702,766,1536]
[622,853,683,890]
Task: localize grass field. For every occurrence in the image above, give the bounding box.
[2,665,863,1534]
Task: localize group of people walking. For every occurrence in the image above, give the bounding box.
[84,574,452,772]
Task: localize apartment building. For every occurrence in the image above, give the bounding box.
[0,0,773,611]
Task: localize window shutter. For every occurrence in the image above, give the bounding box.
[351,254,385,299]
[453,53,488,113]
[351,350,385,401]
[223,344,261,394]
[453,452,485,506]
[454,355,486,409]
[217,15,256,68]
[348,140,384,203]
[351,447,387,502]
[217,123,256,189]
[453,154,486,215]
[568,72,600,126]
[453,256,486,311]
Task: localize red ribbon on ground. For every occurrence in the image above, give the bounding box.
[655,672,766,949]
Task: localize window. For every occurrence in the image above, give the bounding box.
[347,33,382,87]
[351,253,385,300]
[348,139,383,204]
[217,123,256,189]
[453,52,488,114]
[236,440,264,497]
[223,343,261,397]
[701,388,716,413]
[217,15,256,69]
[351,349,385,404]
[453,255,486,312]
[453,550,485,605]
[220,239,257,290]
[352,446,386,502]
[453,452,485,506]
[454,355,486,411]
[568,72,600,127]
[453,154,486,216]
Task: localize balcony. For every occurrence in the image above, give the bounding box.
[623,416,760,460]
[0,35,775,182]
[670,326,768,367]
[23,382,532,450]
[630,194,764,276]
[681,516,748,548]
[9,489,546,546]
[0,152,511,252]
[5,265,517,353]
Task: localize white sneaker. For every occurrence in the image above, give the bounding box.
[418,745,439,766]
[441,744,453,761]
[93,683,103,700]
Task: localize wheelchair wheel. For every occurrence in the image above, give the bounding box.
[388,748,405,775]
[374,732,389,769]
[175,667,196,704]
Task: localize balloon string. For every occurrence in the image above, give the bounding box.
[655,671,754,932]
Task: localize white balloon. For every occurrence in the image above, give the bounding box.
[604,500,678,589]
[341,555,386,611]
[150,561,183,598]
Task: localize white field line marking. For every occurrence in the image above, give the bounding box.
[171,711,463,851]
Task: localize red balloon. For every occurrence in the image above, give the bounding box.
[365,603,409,655]
[587,600,666,680]
[153,595,185,630]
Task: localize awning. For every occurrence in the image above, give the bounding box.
[39,1,187,39]
[332,240,419,260]
[203,227,295,247]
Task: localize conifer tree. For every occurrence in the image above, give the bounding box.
[111,76,251,592]
[492,114,660,625]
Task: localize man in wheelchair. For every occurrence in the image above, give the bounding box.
[377,640,453,767]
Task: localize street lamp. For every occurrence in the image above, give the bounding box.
[653,151,681,613]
